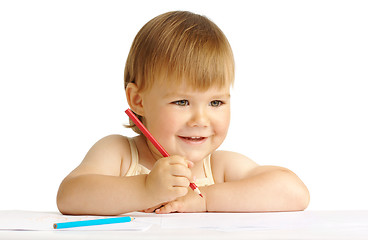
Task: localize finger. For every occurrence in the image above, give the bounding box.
[171,176,190,187]
[143,207,157,213]
[167,155,192,168]
[156,201,180,214]
[171,185,188,198]
[169,164,192,179]
[143,203,166,213]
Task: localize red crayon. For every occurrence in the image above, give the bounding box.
[125,109,203,198]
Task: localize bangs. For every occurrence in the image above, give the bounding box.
[125,11,234,92]
[154,30,234,90]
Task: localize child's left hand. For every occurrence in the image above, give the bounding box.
[143,187,207,214]
[156,187,206,214]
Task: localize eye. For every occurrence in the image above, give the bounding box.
[210,100,223,107]
[173,100,189,106]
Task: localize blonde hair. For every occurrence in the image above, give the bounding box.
[124,11,234,133]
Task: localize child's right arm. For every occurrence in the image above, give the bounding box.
[56,135,192,215]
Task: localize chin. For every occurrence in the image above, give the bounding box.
[183,152,211,163]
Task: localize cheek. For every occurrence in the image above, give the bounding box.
[148,111,179,140]
[160,109,180,129]
[214,111,231,136]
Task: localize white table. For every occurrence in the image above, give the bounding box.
[1,210,367,239]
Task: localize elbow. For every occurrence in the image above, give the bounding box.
[299,180,310,210]
[291,183,310,211]
[57,199,68,215]
[56,179,77,215]
[298,184,310,210]
[281,169,310,211]
[56,184,69,215]
[57,194,71,215]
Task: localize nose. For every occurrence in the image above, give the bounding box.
[187,108,210,128]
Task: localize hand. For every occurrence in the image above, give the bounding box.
[145,155,193,205]
[153,186,207,214]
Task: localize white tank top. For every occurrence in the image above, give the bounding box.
[124,138,215,187]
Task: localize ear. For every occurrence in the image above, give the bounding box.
[125,83,144,116]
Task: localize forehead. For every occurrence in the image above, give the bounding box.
[150,81,231,98]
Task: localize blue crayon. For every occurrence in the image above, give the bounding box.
[53,216,134,229]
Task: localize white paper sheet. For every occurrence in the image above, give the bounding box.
[159,211,368,232]
[0,211,152,231]
[2,210,368,232]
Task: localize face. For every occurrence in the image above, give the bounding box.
[139,82,231,163]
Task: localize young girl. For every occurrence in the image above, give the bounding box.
[57,11,309,215]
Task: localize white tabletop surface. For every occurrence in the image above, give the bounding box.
[1,210,367,240]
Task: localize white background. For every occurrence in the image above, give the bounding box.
[1,0,367,211]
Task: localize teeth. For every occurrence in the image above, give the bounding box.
[184,136,203,140]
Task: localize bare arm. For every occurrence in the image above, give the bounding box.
[203,166,310,212]
[57,173,151,215]
[203,151,310,212]
[56,135,193,215]
[57,135,153,215]
[155,151,309,214]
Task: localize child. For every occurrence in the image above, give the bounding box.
[57,11,309,215]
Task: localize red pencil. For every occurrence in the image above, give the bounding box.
[125,108,203,198]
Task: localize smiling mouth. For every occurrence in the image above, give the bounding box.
[179,136,207,142]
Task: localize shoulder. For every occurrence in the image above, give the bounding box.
[68,134,132,178]
[85,134,131,161]
[210,150,259,183]
[92,134,130,152]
